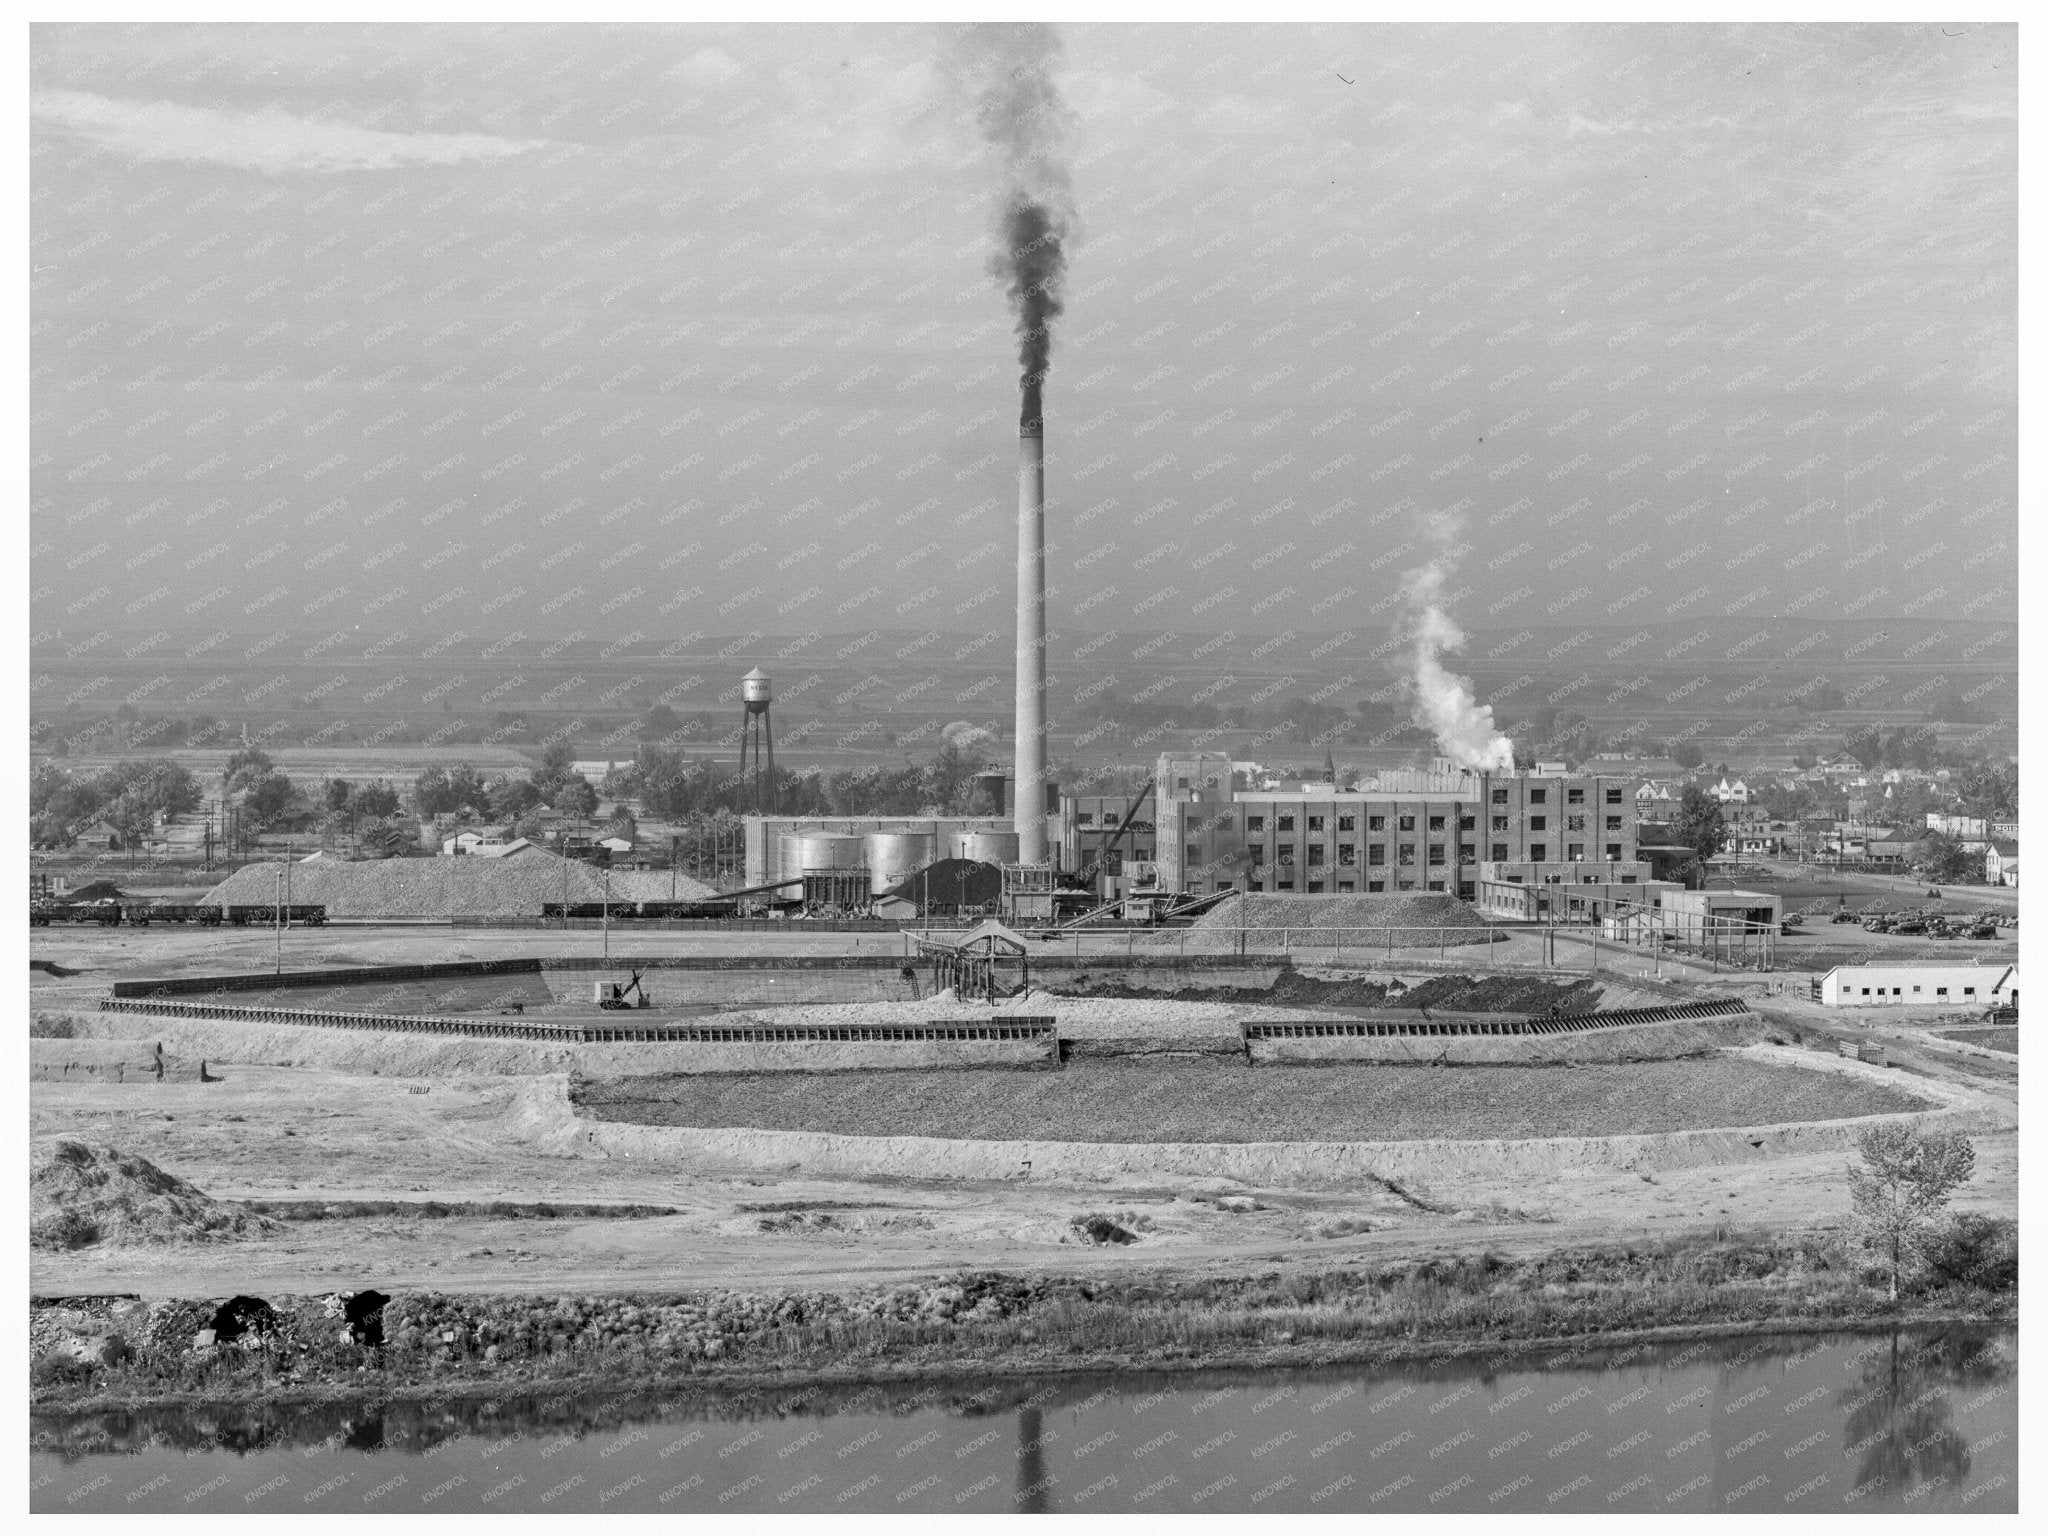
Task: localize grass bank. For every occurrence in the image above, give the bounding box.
[31,1224,2015,1413]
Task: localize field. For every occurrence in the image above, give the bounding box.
[575,1055,1929,1145]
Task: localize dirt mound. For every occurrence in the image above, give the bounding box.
[1178,892,1499,947]
[199,850,715,919]
[30,1138,276,1251]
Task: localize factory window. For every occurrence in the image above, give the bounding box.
[1606,788,1624,804]
[1399,814,1415,831]
[1177,777,1189,789]
[1428,815,1445,832]
[1277,844,1295,864]
[1606,844,1622,860]
[1247,815,1265,833]
[1367,879,1385,892]
[1338,844,1356,865]
[1307,815,1324,832]
[1459,843,1475,864]
[1530,789,1547,805]
[1492,788,1508,804]
[1428,879,1445,892]
[1567,815,1586,832]
[1307,845,1325,866]
[1606,816,1623,831]
[1398,843,1415,866]
[1338,880,1355,893]
[1368,844,1385,865]
[1076,812,1094,825]
[1186,846,1201,863]
[1398,878,1416,891]
[1964,986,1976,996]
[1338,816,1355,832]
[1307,880,1324,893]
[1861,988,1870,996]
[1530,843,1547,862]
[1491,842,1508,861]
[1102,812,1120,826]
[1278,815,1296,831]
[1492,815,1509,832]
[1936,987,1947,996]
[1368,815,1385,831]
[1567,843,1584,862]
[1428,844,1445,866]
[1529,816,1547,832]
[1278,879,1295,891]
[1459,814,1475,831]
[1567,787,1585,805]
[1620,874,1637,884]
[1250,878,1264,891]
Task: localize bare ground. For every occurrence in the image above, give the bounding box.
[27,926,2019,1304]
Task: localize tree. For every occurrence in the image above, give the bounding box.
[1670,784,1729,862]
[222,746,275,793]
[551,775,598,817]
[1841,725,1883,768]
[1919,830,1978,885]
[1847,1124,1977,1301]
[241,769,298,828]
[324,777,355,813]
[1668,740,1704,771]
[352,780,401,818]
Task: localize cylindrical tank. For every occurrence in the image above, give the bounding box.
[741,666,772,705]
[782,832,865,877]
[865,832,937,896]
[952,830,1020,865]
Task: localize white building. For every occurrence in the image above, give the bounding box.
[1985,840,2019,886]
[1817,963,2013,1008]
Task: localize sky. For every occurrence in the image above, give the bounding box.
[30,21,2017,653]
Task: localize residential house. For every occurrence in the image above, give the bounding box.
[1985,841,2019,887]
[1709,777,1752,805]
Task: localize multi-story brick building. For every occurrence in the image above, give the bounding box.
[1150,753,1644,907]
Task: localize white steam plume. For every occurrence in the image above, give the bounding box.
[1398,519,1515,772]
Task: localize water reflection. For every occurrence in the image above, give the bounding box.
[1838,1327,2006,1503]
[31,1328,2016,1515]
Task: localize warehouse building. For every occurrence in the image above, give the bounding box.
[1817,963,2014,1008]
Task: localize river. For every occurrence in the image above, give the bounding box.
[32,1326,2014,1515]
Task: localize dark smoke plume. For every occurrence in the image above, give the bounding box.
[952,23,1073,434]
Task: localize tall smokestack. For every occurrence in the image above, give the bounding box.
[954,23,1071,866]
[1016,406,1047,862]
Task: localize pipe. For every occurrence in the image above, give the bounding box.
[1015,421,1047,864]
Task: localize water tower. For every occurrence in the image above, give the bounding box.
[739,666,775,814]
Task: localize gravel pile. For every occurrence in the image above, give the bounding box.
[30,1138,277,1250]
[199,851,714,918]
[1175,893,1499,949]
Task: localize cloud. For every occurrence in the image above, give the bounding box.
[31,89,547,173]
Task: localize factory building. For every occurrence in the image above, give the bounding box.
[1150,753,1645,906]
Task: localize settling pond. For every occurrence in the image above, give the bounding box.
[32,1326,2014,1515]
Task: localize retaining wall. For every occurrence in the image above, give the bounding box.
[63,1012,1054,1077]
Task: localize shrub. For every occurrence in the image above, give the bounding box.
[1919,1213,2018,1292]
[31,1353,95,1388]
[30,1013,76,1039]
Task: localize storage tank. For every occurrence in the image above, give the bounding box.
[952,830,1020,865]
[780,832,865,883]
[865,831,937,896]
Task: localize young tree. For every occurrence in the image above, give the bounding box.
[1668,740,1705,771]
[1847,1124,1977,1301]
